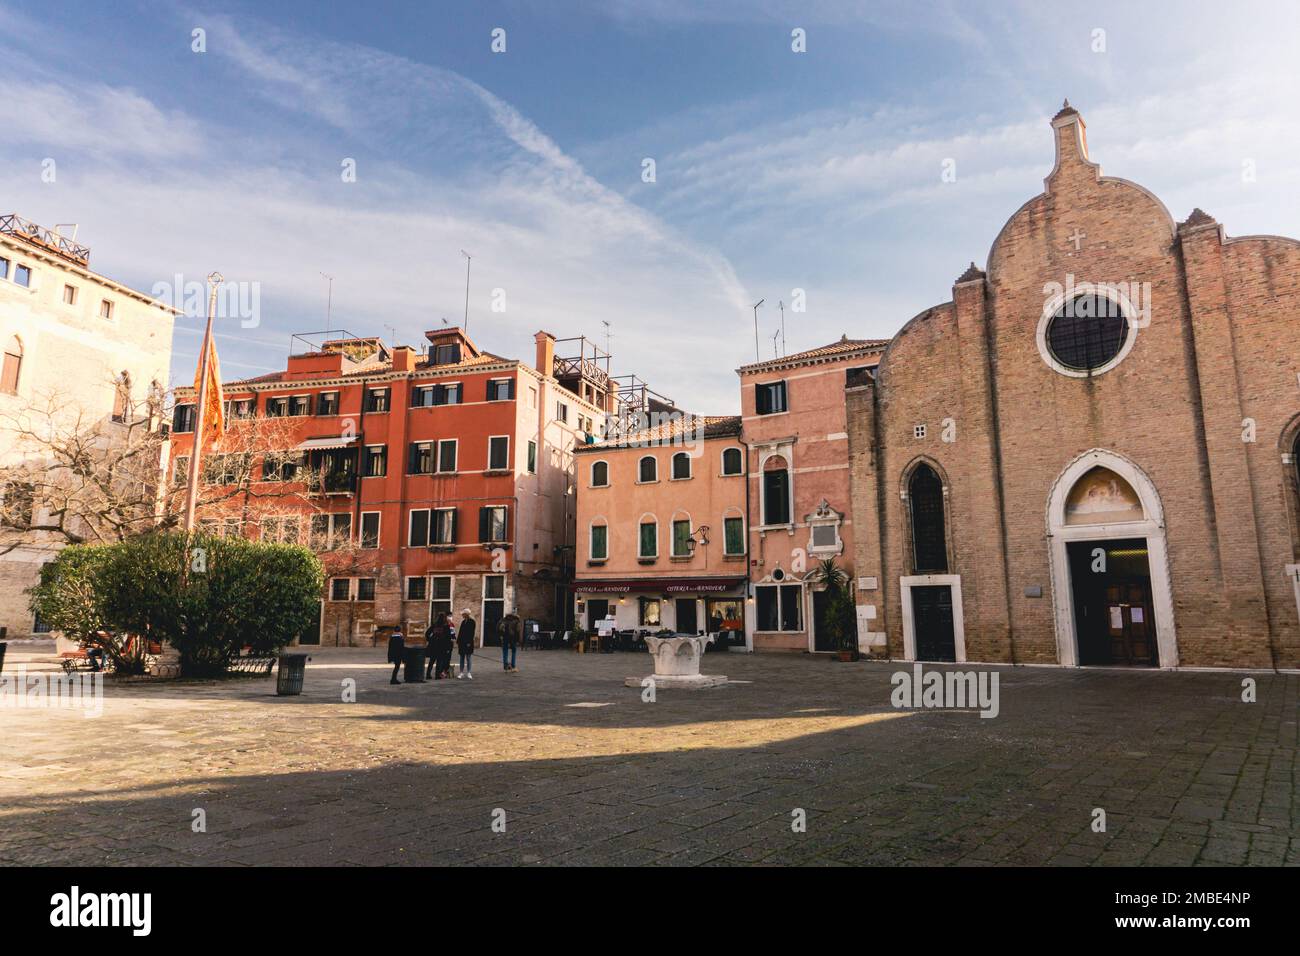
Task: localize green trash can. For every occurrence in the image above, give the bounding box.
[403,646,427,683]
[276,653,310,695]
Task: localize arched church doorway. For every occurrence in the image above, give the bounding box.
[1046,451,1178,668]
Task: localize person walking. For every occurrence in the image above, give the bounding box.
[386,625,405,685]
[456,609,476,679]
[500,609,521,671]
[426,613,452,681]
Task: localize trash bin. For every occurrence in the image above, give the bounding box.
[0,642,7,674]
[276,653,310,696]
[403,646,427,683]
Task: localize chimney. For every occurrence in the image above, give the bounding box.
[534,330,555,378]
[392,345,415,372]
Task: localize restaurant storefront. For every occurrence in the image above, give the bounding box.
[573,577,749,649]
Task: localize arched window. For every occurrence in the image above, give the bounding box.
[908,463,948,573]
[638,456,657,483]
[0,336,22,395]
[590,460,609,487]
[762,455,790,526]
[721,447,743,475]
[671,451,691,480]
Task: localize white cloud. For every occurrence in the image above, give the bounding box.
[0,16,754,412]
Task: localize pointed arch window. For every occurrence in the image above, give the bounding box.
[908,463,948,573]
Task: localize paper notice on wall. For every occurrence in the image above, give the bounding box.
[856,605,874,632]
[1109,606,1123,630]
[1130,607,1144,623]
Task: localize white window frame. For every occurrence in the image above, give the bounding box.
[590,459,609,488]
[638,516,659,559]
[487,434,510,471]
[435,438,458,473]
[359,511,381,549]
[430,575,454,620]
[431,506,457,545]
[721,446,744,476]
[363,444,386,478]
[408,508,431,548]
[589,521,609,561]
[722,513,746,556]
[637,455,658,484]
[671,451,692,481]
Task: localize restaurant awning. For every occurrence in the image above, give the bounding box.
[573,577,746,594]
[296,436,357,451]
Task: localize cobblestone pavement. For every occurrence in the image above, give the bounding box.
[1,642,1296,866]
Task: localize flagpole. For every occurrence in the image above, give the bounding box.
[183,272,223,532]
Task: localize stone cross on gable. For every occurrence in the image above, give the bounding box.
[1068,227,1086,251]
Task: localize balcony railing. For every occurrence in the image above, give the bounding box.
[0,214,90,265]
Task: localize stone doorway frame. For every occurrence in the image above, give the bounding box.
[1045,449,1178,668]
[900,574,966,662]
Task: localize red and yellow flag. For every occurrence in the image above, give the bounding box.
[192,336,225,448]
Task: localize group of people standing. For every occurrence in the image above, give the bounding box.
[385,609,523,685]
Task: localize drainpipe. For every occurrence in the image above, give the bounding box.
[740,435,753,652]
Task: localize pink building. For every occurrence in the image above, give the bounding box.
[738,337,887,651]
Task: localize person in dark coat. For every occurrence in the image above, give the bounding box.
[425,612,453,679]
[386,626,405,685]
[499,610,521,672]
[456,610,476,680]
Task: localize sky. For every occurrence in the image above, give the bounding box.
[2,0,1298,412]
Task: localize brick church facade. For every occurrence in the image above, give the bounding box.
[847,103,1300,671]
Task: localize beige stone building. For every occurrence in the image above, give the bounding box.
[847,103,1300,670]
[0,215,177,637]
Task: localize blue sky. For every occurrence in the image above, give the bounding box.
[3,0,1298,412]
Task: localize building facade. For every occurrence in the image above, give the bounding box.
[572,415,748,645]
[738,338,886,652]
[0,215,177,637]
[170,327,607,646]
[847,103,1300,670]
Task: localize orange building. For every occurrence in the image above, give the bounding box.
[169,327,611,645]
[572,414,748,646]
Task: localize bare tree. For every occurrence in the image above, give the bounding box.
[0,383,340,558]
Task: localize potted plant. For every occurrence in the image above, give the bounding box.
[570,625,589,653]
[810,557,859,661]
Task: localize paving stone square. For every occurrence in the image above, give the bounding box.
[1,643,1296,866]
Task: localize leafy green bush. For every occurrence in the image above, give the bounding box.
[29,545,110,642]
[99,531,323,677]
[32,531,323,678]
[28,545,148,675]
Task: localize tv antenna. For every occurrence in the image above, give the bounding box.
[601,319,612,356]
[778,300,786,356]
[771,328,781,358]
[460,250,472,332]
[752,299,765,362]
